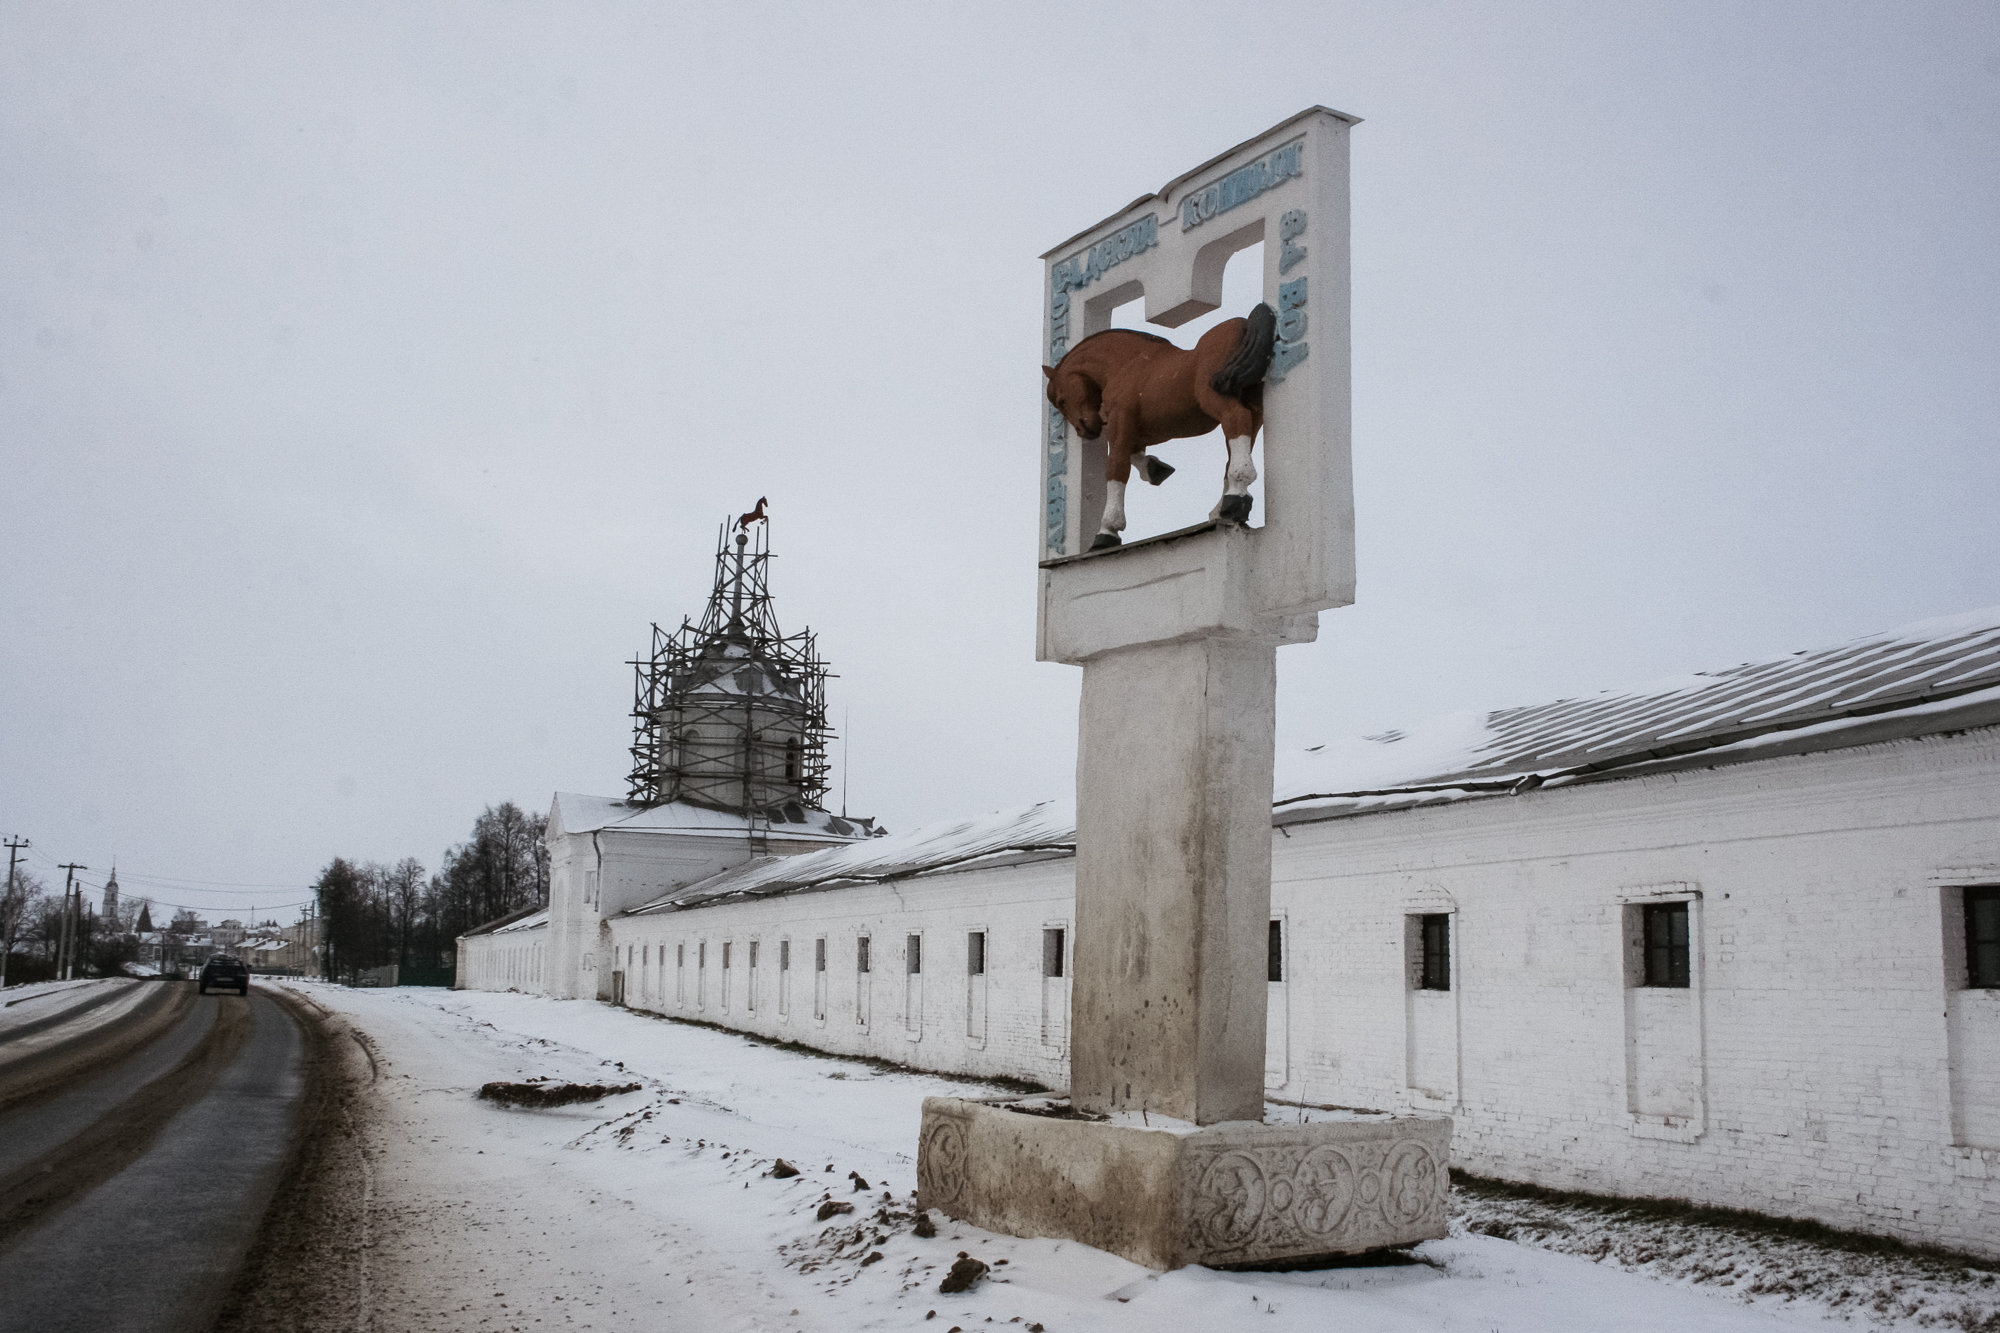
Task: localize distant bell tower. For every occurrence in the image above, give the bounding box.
[627,508,834,819]
[101,866,120,923]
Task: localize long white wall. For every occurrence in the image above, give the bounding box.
[466,727,2000,1257]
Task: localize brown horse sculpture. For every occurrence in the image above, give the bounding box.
[1043,303,1276,550]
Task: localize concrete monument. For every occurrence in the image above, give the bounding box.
[918,107,1451,1270]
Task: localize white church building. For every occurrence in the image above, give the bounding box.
[461,581,2000,1260]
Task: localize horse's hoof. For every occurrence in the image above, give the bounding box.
[1141,457,1176,486]
[1090,532,1123,550]
[1216,494,1253,526]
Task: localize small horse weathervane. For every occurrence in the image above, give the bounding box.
[1044,304,1275,549]
[737,496,769,531]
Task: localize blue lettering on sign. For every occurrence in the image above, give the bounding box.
[1268,339,1310,382]
[1045,214,1159,551]
[1269,274,1309,383]
[1279,208,1308,274]
[1179,141,1304,232]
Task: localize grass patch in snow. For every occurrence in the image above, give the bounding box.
[1452,1170,2000,1331]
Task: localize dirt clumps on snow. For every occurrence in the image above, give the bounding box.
[476,1079,641,1108]
[817,1199,856,1221]
[938,1253,988,1294]
[913,1210,938,1238]
[769,1157,800,1177]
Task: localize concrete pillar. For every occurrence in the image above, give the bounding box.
[1071,633,1276,1125]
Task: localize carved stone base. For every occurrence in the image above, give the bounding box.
[916,1097,1451,1271]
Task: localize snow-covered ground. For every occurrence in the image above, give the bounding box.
[280,983,2000,1333]
[0,976,143,1040]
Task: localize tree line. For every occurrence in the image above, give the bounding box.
[314,801,548,986]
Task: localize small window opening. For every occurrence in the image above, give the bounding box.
[967,931,986,977]
[749,941,759,968]
[722,942,732,970]
[1042,928,1066,979]
[906,934,922,974]
[785,737,802,782]
[1268,919,1284,982]
[1967,887,2000,989]
[677,943,684,967]
[780,939,791,971]
[815,938,826,972]
[857,936,871,974]
[1419,914,1450,991]
[1642,902,1691,988]
[698,942,706,968]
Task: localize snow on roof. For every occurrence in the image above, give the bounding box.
[1275,604,2000,814]
[622,607,2000,913]
[552,792,877,842]
[629,802,1077,914]
[461,904,549,937]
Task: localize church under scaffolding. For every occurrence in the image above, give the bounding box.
[626,517,834,819]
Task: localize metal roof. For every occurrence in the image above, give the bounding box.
[1275,605,2000,812]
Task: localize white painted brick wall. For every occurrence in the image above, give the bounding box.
[463,726,2000,1256]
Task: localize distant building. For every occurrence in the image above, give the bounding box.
[100,868,119,924]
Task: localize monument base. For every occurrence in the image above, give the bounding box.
[916,1096,1451,1271]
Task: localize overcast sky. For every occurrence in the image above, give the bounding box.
[5,2,1997,920]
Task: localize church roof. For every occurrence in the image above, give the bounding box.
[624,606,2000,912]
[551,792,877,842]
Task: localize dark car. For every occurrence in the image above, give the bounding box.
[198,955,250,995]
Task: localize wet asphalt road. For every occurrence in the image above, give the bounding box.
[0,984,304,1333]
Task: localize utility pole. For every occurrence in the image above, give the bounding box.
[1,837,27,989]
[57,864,86,981]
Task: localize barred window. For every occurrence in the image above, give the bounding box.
[857,936,871,974]
[1968,887,2000,989]
[1419,914,1450,991]
[967,931,986,977]
[1642,902,1691,988]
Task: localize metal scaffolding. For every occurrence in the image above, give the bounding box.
[627,517,834,816]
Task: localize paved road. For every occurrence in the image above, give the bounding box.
[0,983,305,1333]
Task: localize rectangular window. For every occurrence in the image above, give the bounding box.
[750,940,759,969]
[1968,887,2000,989]
[1268,919,1284,982]
[906,934,922,974]
[815,938,826,972]
[723,942,732,970]
[1419,914,1450,991]
[1043,927,1065,978]
[1642,902,1691,988]
[857,936,871,973]
[780,939,790,970]
[967,931,986,976]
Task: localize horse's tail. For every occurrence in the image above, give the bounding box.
[1208,302,1276,402]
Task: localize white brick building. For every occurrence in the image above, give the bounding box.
[462,609,2000,1256]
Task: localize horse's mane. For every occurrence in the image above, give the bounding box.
[1055,326,1174,367]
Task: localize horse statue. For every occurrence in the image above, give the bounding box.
[1043,303,1276,550]
[737,496,769,531]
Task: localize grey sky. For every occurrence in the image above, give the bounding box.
[5,2,1997,919]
